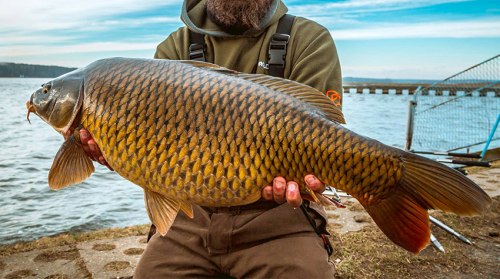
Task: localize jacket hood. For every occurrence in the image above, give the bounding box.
[181,0,287,37]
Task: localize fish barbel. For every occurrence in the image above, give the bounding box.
[27,58,491,253]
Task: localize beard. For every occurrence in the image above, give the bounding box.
[207,0,273,35]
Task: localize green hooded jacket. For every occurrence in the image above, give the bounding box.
[155,0,343,108]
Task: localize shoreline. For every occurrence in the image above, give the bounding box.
[1,162,498,278]
[0,225,151,257]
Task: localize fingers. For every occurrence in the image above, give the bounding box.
[261,176,302,208]
[261,177,285,204]
[261,186,273,201]
[304,174,325,193]
[272,177,286,204]
[79,129,113,170]
[80,128,101,161]
[261,174,326,208]
[285,181,302,208]
[80,129,94,159]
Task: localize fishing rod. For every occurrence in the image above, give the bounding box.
[411,150,482,159]
[409,151,491,166]
[436,159,491,167]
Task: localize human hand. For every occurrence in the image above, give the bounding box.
[79,128,113,170]
[261,175,325,208]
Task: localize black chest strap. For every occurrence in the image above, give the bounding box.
[187,14,296,78]
[267,14,295,77]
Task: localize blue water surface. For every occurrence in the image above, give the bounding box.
[0,78,488,244]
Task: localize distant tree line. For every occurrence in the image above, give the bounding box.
[0,63,77,78]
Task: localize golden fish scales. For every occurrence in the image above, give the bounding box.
[27,58,490,253]
[82,59,399,207]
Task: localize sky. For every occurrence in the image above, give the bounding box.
[0,0,498,79]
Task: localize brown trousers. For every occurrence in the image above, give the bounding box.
[134,201,335,278]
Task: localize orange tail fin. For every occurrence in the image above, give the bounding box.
[363,153,491,253]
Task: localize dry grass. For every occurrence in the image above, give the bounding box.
[331,196,500,279]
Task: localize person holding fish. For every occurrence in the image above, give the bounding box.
[27,0,490,277]
[80,0,341,277]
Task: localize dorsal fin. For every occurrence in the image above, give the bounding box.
[235,73,345,124]
[179,60,346,124]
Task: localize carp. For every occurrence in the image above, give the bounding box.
[26,57,491,253]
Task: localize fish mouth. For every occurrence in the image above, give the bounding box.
[26,96,35,124]
[25,94,56,125]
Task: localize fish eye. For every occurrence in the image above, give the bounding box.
[42,83,51,94]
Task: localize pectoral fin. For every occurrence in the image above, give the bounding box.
[144,189,181,235]
[48,135,95,190]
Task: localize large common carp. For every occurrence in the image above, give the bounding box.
[27,58,490,253]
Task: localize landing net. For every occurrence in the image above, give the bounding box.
[407,55,500,155]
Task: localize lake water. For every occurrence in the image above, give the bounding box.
[0,78,492,244]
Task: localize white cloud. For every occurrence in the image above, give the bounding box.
[331,19,500,39]
[0,0,497,74]
[0,0,181,32]
[77,16,182,32]
[100,17,181,27]
[0,0,182,60]
[289,0,471,16]
[2,18,498,60]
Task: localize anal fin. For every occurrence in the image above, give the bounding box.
[362,190,430,253]
[144,189,181,235]
[180,202,194,219]
[48,135,95,190]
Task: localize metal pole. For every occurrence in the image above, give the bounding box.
[405,100,417,151]
[429,216,472,245]
[480,113,500,159]
[430,234,445,252]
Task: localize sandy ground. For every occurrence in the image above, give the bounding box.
[0,163,498,279]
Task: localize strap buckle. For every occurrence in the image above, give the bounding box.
[189,43,206,61]
[268,33,290,66]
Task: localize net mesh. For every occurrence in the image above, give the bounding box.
[410,55,500,153]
